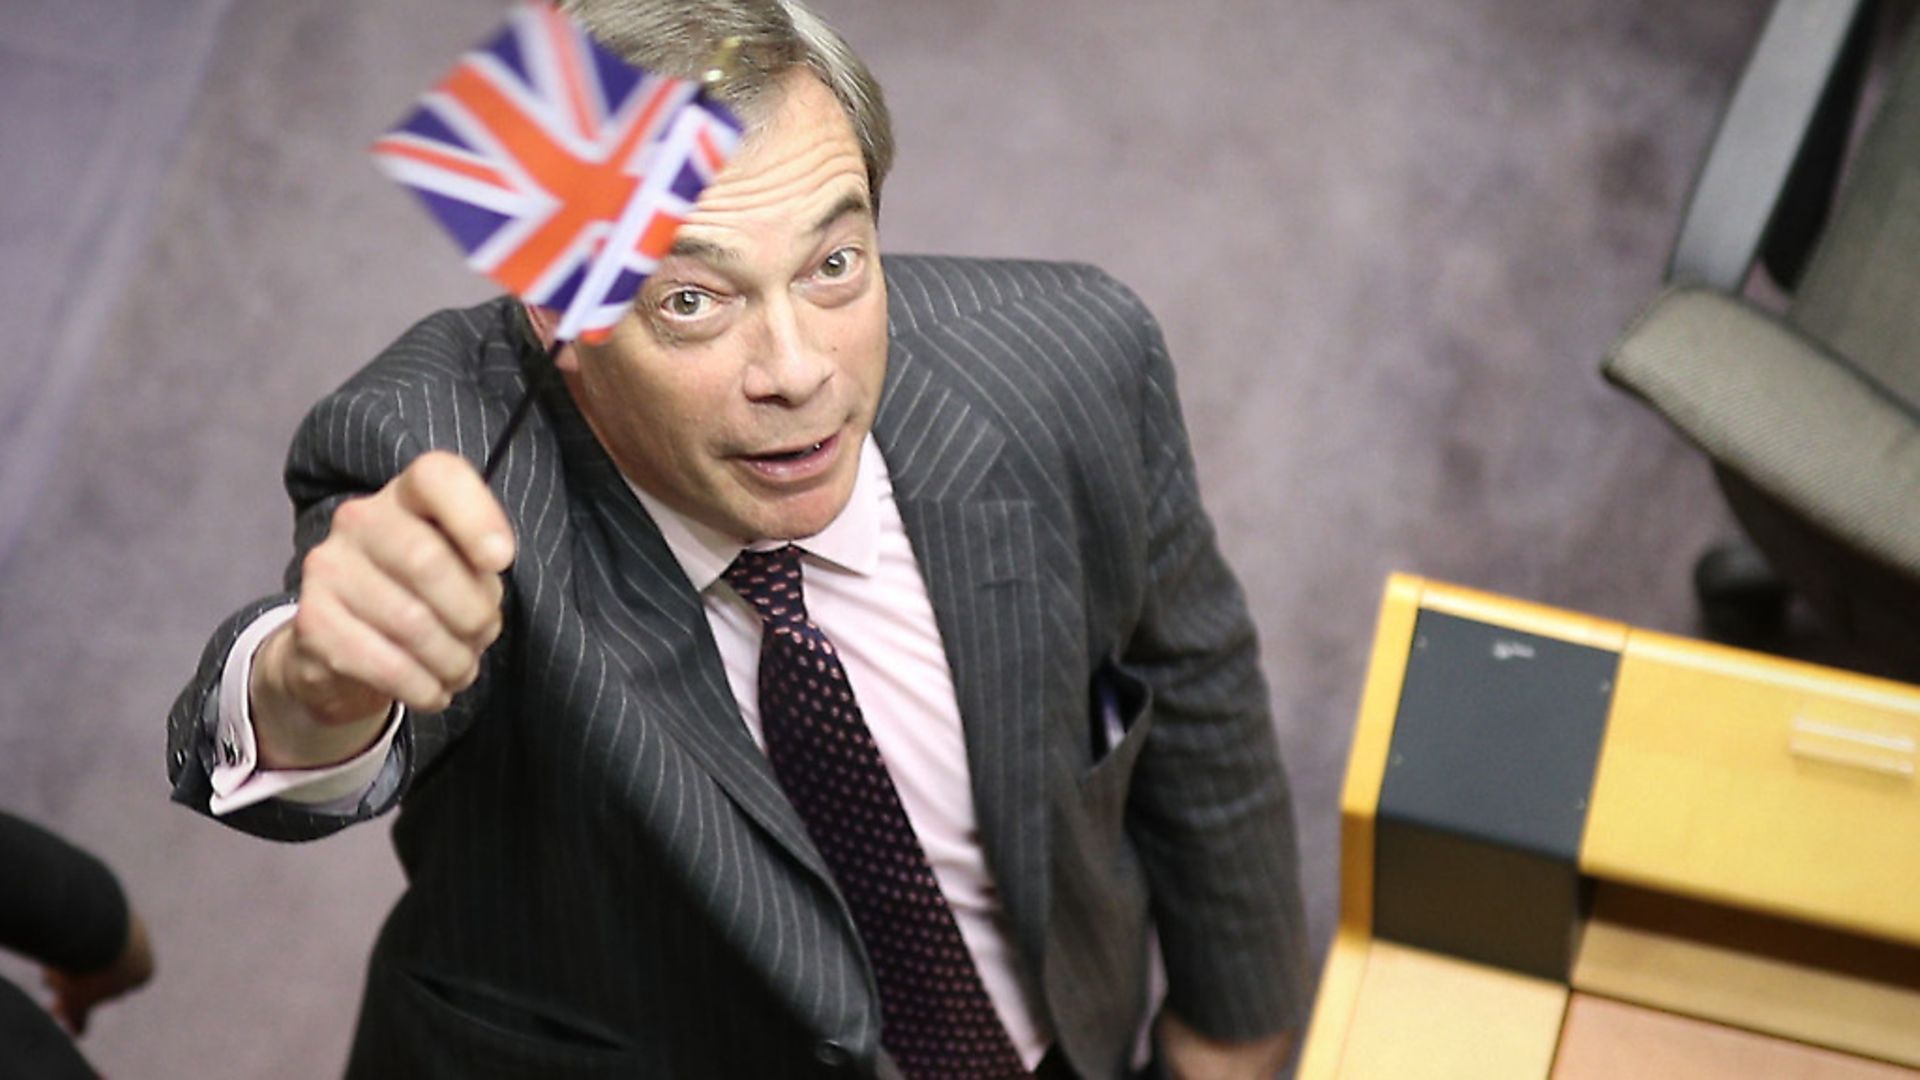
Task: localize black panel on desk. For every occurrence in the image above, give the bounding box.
[1374,608,1618,980]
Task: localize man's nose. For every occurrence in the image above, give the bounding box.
[742,293,832,404]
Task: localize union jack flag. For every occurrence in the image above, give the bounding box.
[371,2,741,342]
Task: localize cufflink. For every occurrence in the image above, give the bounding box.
[220,733,239,767]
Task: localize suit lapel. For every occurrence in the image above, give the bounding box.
[519,367,891,1052]
[873,338,1052,979]
[542,378,838,889]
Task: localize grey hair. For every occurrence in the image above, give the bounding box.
[560,0,894,209]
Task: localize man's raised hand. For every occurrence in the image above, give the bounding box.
[250,451,516,769]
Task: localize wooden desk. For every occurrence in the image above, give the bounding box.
[1299,575,1920,1079]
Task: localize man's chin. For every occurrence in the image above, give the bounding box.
[729,486,855,543]
[752,509,842,543]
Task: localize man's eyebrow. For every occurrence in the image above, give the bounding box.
[667,234,742,266]
[810,192,873,236]
[664,192,873,265]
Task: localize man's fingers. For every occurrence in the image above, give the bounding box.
[41,970,85,1035]
[292,589,468,713]
[1156,1011,1295,1080]
[55,1002,82,1036]
[326,550,480,687]
[391,451,516,574]
[338,506,504,644]
[343,503,503,638]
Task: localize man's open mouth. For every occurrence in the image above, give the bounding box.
[739,433,841,478]
[751,440,828,463]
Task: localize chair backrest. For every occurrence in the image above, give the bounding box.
[1791,28,1920,408]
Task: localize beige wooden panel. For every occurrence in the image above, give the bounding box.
[1573,886,1920,1068]
[1297,930,1374,1080]
[1335,940,1566,1080]
[1553,993,1918,1079]
[1584,630,1920,945]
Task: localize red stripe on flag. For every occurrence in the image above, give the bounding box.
[442,62,638,293]
[695,125,725,173]
[540,5,597,143]
[635,211,685,259]
[607,79,680,177]
[371,137,513,191]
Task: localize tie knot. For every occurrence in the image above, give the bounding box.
[724,545,807,625]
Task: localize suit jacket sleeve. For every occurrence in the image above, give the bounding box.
[1112,279,1311,1040]
[0,811,129,973]
[166,306,513,842]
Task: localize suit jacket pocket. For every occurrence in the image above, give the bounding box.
[1088,658,1152,763]
[1080,660,1154,827]
[395,966,634,1071]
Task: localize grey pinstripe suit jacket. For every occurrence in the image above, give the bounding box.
[168,256,1307,1078]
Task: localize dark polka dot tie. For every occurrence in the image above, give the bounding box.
[725,545,1030,1080]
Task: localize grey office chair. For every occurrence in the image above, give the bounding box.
[1604,0,1920,678]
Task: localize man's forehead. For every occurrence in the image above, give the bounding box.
[670,189,872,266]
[727,69,848,155]
[646,68,871,272]
[692,74,863,197]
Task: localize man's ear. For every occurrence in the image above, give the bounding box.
[522,303,581,373]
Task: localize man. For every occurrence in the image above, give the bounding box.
[167,1,1308,1075]
[2,809,157,1078]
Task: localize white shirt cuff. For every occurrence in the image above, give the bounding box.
[207,604,403,816]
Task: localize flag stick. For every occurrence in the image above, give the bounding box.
[482,337,564,481]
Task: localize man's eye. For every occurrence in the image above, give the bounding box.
[818,248,858,280]
[662,289,710,318]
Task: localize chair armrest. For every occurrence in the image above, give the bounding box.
[1668,0,1876,291]
[1605,286,1920,578]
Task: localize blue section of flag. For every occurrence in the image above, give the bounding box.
[590,40,640,117]
[609,268,644,302]
[544,261,587,313]
[400,108,473,155]
[415,188,512,253]
[670,161,705,204]
[488,23,530,85]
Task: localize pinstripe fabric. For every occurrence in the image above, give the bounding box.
[166,256,1306,1078]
